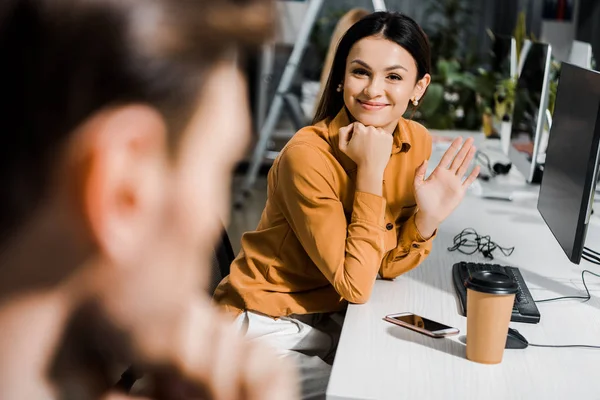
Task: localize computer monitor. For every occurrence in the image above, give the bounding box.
[491,34,517,79]
[537,63,600,264]
[569,40,593,69]
[508,40,552,184]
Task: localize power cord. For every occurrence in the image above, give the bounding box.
[584,246,600,256]
[582,247,600,265]
[447,228,514,260]
[582,253,600,265]
[509,331,600,349]
[528,343,600,349]
[534,270,600,303]
[520,269,600,349]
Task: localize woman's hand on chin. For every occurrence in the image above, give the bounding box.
[339,122,393,196]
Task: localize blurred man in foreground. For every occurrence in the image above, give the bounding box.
[0,0,297,398]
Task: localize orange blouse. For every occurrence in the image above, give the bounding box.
[214,108,436,317]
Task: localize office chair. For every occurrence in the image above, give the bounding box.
[114,228,236,393]
[208,229,236,294]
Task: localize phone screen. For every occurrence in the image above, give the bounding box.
[391,314,452,332]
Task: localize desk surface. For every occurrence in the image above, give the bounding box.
[326,134,600,400]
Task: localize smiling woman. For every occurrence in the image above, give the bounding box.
[214,11,480,399]
[343,37,428,130]
[313,12,431,126]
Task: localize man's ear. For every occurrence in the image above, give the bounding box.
[73,105,169,266]
[414,73,432,102]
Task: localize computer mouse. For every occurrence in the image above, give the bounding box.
[506,328,528,349]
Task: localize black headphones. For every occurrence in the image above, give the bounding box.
[492,161,512,176]
[476,151,511,180]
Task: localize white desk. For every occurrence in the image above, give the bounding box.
[327,134,600,400]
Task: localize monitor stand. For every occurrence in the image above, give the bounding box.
[476,165,540,202]
[528,109,554,185]
[531,164,544,184]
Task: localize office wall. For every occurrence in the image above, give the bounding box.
[319,0,520,64]
[540,0,580,62]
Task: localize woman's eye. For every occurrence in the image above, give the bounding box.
[352,68,369,76]
[388,74,402,81]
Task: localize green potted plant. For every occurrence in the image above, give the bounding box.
[494,10,559,126]
[415,58,481,130]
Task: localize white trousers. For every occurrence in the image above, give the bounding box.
[234,311,343,400]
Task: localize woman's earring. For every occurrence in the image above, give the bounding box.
[336,83,343,93]
[412,97,419,106]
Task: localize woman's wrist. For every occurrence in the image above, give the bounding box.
[414,211,439,240]
[355,167,384,197]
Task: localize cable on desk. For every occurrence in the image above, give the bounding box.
[475,151,496,177]
[447,227,514,260]
[516,270,600,349]
[528,343,600,349]
[534,270,600,303]
[582,247,600,265]
[584,246,600,257]
[508,330,600,349]
[582,253,600,265]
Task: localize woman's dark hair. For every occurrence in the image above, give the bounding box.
[0,0,274,241]
[313,11,431,124]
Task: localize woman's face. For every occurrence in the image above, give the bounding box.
[342,35,430,132]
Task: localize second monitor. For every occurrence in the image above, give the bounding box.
[508,40,553,184]
[538,63,600,264]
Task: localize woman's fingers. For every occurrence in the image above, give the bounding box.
[449,137,475,173]
[437,137,463,170]
[462,165,481,188]
[455,145,477,178]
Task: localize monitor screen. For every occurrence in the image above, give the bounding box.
[537,63,600,264]
[508,41,552,183]
[491,35,514,77]
[490,35,517,79]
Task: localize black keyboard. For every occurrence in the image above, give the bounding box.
[452,262,541,324]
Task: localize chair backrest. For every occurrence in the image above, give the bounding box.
[208,229,235,295]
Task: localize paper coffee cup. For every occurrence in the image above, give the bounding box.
[465,270,518,364]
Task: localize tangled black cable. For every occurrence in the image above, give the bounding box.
[447,228,515,260]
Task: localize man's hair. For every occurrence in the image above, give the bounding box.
[0,0,273,241]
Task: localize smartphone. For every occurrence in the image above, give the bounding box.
[384,312,459,338]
